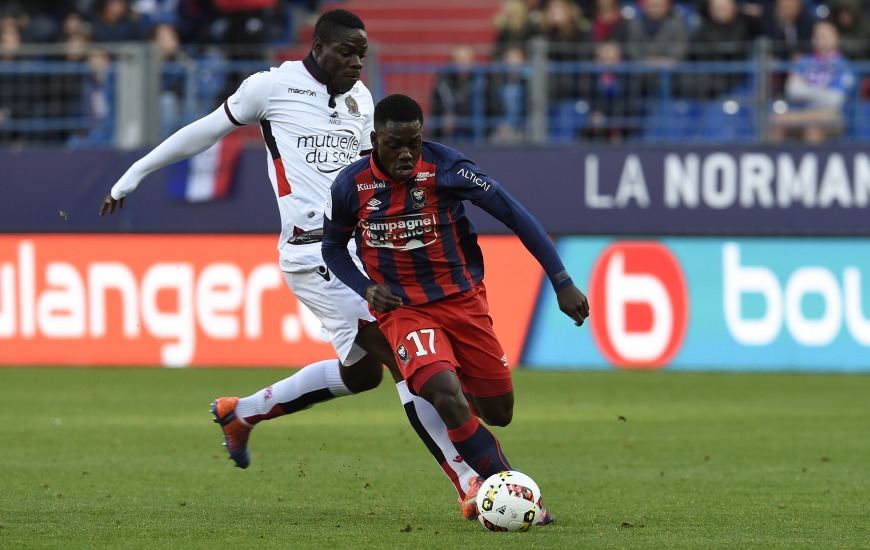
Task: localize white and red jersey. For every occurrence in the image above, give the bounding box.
[224,56,374,265]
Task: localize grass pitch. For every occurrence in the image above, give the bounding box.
[0,368,868,549]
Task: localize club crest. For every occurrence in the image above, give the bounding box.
[410,187,428,209]
[345,96,361,117]
[396,343,410,366]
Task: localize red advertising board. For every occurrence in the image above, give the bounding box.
[0,235,541,367]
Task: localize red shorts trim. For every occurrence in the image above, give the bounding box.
[407,361,456,396]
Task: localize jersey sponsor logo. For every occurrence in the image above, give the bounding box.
[296,130,361,173]
[456,167,491,191]
[357,181,385,191]
[345,96,361,117]
[365,198,382,211]
[360,212,439,250]
[396,343,410,366]
[589,242,688,368]
[410,187,428,209]
[415,171,436,181]
[329,111,341,125]
[288,87,316,96]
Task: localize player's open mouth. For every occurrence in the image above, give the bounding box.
[395,165,414,178]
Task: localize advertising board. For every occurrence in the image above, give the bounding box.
[0,235,540,367]
[524,237,870,371]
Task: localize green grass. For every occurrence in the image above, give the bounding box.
[0,369,868,549]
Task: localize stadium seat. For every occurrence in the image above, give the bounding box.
[642,101,701,142]
[849,101,870,139]
[701,100,756,142]
[548,100,588,142]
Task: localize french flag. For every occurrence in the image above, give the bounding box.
[167,132,242,202]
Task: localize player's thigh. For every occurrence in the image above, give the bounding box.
[441,287,513,399]
[282,269,374,366]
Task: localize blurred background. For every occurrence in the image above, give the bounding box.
[1,0,869,371]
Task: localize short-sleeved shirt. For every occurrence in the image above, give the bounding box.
[326,141,500,305]
[224,57,374,251]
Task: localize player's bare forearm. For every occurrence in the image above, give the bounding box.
[365,284,403,313]
[557,284,590,326]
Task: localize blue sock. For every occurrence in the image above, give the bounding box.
[447,416,511,479]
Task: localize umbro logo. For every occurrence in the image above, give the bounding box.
[366,198,382,210]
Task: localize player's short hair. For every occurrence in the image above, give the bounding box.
[374,94,424,130]
[312,9,365,44]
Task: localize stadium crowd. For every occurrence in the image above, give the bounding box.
[433,0,866,142]
[0,0,867,145]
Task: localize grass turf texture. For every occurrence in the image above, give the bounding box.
[0,369,868,549]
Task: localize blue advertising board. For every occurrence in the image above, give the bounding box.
[2,145,870,235]
[524,237,870,371]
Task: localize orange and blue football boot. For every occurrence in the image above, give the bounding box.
[211,397,251,469]
[536,497,555,525]
[458,476,486,520]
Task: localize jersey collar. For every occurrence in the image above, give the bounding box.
[369,151,423,183]
[303,53,339,107]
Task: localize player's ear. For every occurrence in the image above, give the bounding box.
[370,130,378,150]
[312,37,324,56]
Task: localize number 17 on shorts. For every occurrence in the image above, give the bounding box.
[396,329,442,367]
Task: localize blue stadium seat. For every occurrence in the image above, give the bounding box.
[642,101,701,142]
[548,100,588,143]
[701,100,756,141]
[849,102,870,139]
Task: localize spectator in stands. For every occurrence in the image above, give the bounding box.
[90,0,145,42]
[591,0,627,43]
[829,0,870,60]
[431,45,482,140]
[687,0,759,98]
[533,0,592,100]
[153,22,191,137]
[491,46,528,142]
[761,0,813,59]
[769,21,855,143]
[493,0,535,59]
[584,41,639,142]
[0,20,24,142]
[60,12,90,42]
[623,0,688,64]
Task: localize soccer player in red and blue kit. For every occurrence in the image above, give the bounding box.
[322,94,590,521]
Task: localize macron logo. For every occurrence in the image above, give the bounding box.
[366,198,382,211]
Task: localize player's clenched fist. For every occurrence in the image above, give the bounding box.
[365,284,403,313]
[556,284,590,326]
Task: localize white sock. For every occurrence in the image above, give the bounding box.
[235,359,352,425]
[396,381,479,499]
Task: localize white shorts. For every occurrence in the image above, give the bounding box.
[280,242,375,366]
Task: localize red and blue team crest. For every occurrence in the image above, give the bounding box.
[345,96,361,117]
[410,187,428,209]
[396,343,410,366]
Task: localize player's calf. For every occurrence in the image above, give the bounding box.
[467,393,514,427]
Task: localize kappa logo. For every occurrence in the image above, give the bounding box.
[366,198,382,211]
[345,96,361,117]
[410,187,428,209]
[396,343,410,366]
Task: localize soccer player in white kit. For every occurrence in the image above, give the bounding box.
[99,10,481,515]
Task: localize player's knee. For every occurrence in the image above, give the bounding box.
[482,407,513,427]
[341,355,383,393]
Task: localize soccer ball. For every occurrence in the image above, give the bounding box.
[475,471,542,532]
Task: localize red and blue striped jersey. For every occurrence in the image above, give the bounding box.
[323,141,573,306]
[325,141,498,305]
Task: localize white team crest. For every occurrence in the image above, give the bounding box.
[366,198,382,211]
[410,187,428,209]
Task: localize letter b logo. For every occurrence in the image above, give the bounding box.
[589,242,688,368]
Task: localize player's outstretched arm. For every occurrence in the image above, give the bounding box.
[478,186,589,325]
[99,106,239,215]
